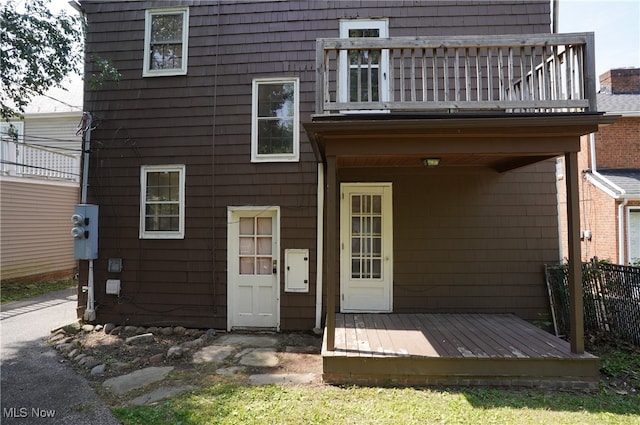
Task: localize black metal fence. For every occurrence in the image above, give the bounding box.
[544,259,640,346]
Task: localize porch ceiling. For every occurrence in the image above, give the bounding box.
[304,113,615,172]
[336,153,556,171]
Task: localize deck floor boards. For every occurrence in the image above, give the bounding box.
[323,313,599,388]
[328,313,591,360]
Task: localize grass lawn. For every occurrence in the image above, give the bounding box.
[114,333,640,425]
[113,384,639,425]
[0,278,76,304]
[10,277,635,424]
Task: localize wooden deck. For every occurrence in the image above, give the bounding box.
[322,313,600,389]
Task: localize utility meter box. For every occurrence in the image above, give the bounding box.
[285,249,309,293]
[71,204,99,260]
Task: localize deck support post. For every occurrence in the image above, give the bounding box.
[565,151,584,354]
[325,155,337,351]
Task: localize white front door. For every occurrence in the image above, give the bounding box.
[227,207,279,330]
[340,183,393,312]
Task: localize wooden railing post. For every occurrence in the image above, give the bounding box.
[583,32,597,112]
[315,39,325,115]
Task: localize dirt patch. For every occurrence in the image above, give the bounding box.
[48,323,324,406]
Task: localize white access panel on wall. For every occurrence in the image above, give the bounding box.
[285,249,309,293]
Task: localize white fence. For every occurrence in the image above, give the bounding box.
[1,140,80,182]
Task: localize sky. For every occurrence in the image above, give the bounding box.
[46,0,640,89]
[557,0,640,82]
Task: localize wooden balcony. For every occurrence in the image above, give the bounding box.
[315,33,597,114]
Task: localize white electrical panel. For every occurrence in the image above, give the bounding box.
[285,249,309,293]
[106,279,121,296]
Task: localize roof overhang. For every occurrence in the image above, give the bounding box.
[586,170,640,200]
[304,113,618,172]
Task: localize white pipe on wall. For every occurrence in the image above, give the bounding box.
[619,199,629,264]
[315,163,324,332]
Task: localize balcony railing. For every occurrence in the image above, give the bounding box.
[315,33,597,114]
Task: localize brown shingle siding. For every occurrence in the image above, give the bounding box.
[82,0,553,328]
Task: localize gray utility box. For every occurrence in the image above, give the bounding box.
[71,204,99,260]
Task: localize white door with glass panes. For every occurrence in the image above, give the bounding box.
[227,207,279,330]
[339,19,389,108]
[340,183,393,312]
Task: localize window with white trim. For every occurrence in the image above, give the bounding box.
[251,78,299,162]
[140,165,185,239]
[143,8,189,77]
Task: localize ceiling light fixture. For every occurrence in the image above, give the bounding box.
[423,158,440,167]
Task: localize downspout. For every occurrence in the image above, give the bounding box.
[552,0,559,33]
[314,162,324,332]
[619,199,629,264]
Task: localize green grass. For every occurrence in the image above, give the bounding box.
[114,384,639,425]
[114,381,640,425]
[0,278,76,304]
[112,331,640,425]
[602,350,640,384]
[13,276,634,424]
[587,332,640,392]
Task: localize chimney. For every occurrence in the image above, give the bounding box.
[599,68,640,94]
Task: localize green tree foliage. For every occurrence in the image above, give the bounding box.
[88,53,121,90]
[0,0,83,120]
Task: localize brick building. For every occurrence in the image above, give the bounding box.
[559,68,640,264]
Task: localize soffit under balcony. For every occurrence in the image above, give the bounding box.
[304,113,617,172]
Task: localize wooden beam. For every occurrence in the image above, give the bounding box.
[320,33,593,51]
[325,156,337,351]
[565,151,584,354]
[325,99,591,111]
[326,136,578,157]
[583,33,597,112]
[315,39,325,115]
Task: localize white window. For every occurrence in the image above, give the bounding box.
[339,19,389,106]
[0,121,23,175]
[143,8,189,77]
[251,78,300,162]
[140,165,185,239]
[629,208,640,265]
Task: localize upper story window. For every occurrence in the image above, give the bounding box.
[251,78,300,163]
[143,8,189,77]
[140,165,186,239]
